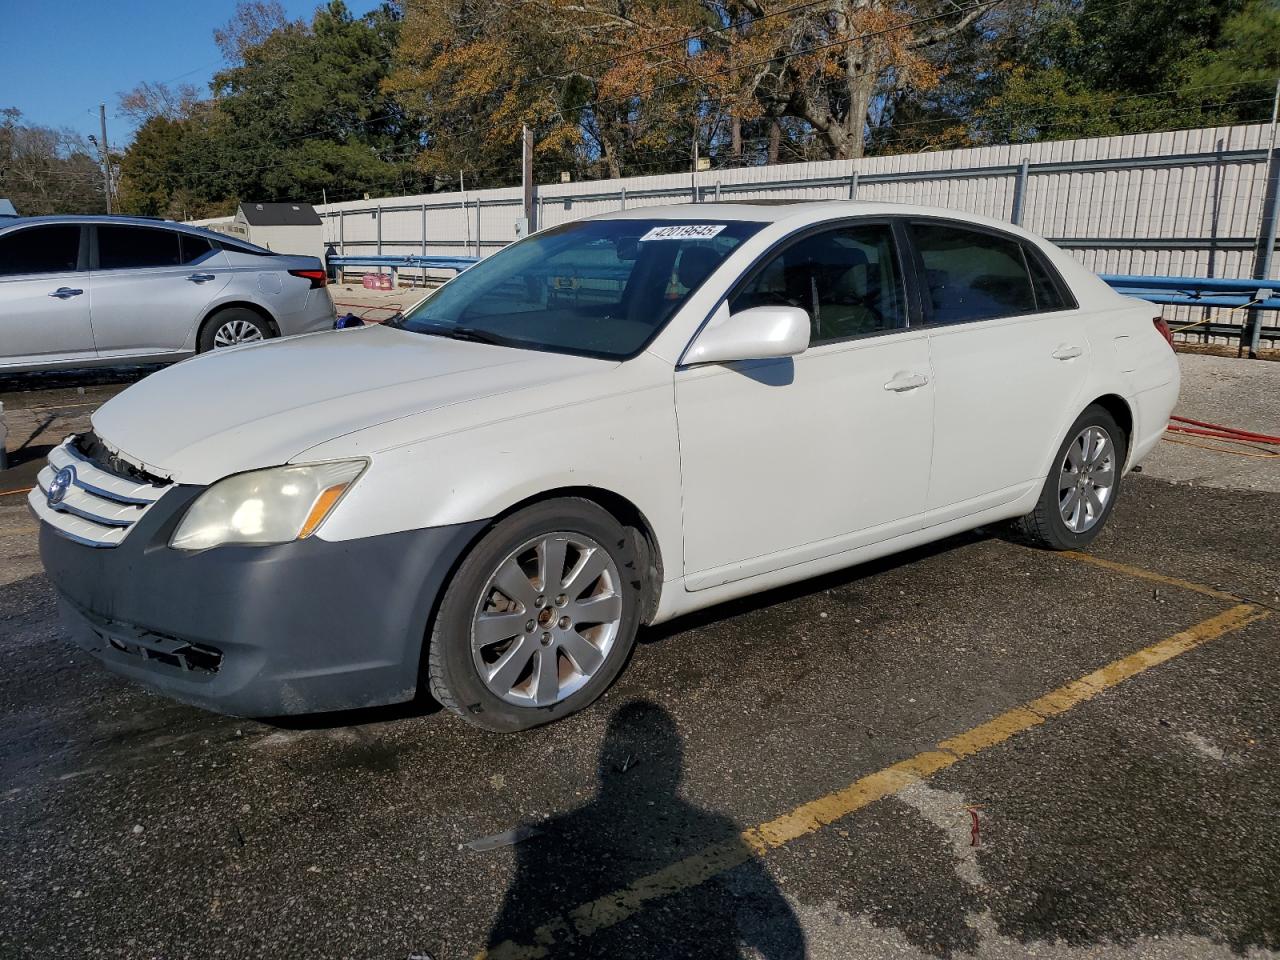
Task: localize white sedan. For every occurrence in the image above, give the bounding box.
[31,201,1179,731]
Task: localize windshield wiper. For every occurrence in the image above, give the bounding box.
[437,326,512,346]
[406,323,512,346]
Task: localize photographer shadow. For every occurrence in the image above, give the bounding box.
[487,700,805,958]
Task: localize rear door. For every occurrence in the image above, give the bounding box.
[908,219,1090,514]
[0,223,95,369]
[88,225,230,357]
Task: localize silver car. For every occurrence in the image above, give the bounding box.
[0,216,336,373]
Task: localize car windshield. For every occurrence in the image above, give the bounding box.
[392,218,764,359]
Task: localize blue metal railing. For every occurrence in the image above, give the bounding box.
[1099,274,1280,311]
[327,254,479,274]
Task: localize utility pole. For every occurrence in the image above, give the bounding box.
[691,130,699,203]
[98,103,112,214]
[1246,77,1280,358]
[521,125,535,235]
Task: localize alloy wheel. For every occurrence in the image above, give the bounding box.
[212,319,265,348]
[1058,424,1116,533]
[471,532,623,707]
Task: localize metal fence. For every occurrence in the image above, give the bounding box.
[313,122,1279,344]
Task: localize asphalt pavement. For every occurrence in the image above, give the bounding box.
[0,357,1277,960]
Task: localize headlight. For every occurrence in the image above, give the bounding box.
[170,460,366,551]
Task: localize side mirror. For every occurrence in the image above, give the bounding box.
[683,304,810,366]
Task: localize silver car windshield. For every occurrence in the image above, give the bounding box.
[393,218,764,359]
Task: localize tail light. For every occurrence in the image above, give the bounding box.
[1153,316,1174,349]
[288,268,328,289]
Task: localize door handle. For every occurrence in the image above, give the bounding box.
[186,273,216,283]
[883,371,929,392]
[1051,344,1083,361]
[48,287,83,299]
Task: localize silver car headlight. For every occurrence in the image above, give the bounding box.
[169,460,367,551]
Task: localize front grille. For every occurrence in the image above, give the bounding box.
[28,436,172,548]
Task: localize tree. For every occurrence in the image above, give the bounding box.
[93,0,1280,211]
[388,0,714,183]
[1186,0,1280,99]
[212,0,426,200]
[979,0,1275,144]
[117,81,204,125]
[118,0,428,212]
[705,0,1006,160]
[0,109,106,215]
[213,0,294,61]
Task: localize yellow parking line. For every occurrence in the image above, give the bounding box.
[480,602,1268,959]
[1059,550,1241,603]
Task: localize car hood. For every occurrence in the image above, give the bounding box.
[91,325,613,484]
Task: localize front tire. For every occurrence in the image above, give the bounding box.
[427,499,642,732]
[1013,405,1127,550]
[198,307,273,352]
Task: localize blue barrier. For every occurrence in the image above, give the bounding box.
[1099,273,1280,311]
[327,254,478,273]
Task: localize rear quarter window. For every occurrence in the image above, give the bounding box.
[217,237,274,256]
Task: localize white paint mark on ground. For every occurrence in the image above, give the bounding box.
[56,767,102,782]
[896,782,987,891]
[790,897,1279,960]
[1180,731,1228,762]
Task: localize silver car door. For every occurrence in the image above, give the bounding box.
[88,225,230,357]
[0,223,95,369]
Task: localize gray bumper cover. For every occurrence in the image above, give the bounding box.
[39,485,486,717]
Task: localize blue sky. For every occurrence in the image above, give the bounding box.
[0,0,383,143]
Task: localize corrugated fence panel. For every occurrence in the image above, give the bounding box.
[262,122,1276,341]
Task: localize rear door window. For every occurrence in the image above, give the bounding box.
[97,226,182,270]
[0,225,82,276]
[910,222,1038,324]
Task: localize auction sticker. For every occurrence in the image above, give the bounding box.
[639,224,726,241]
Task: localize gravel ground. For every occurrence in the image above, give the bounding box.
[1139,354,1280,494]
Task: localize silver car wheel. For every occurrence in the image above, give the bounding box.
[471,532,623,708]
[1058,424,1116,533]
[212,319,265,348]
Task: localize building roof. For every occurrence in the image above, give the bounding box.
[239,202,322,227]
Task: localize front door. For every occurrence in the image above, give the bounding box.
[675,221,934,590]
[0,223,95,369]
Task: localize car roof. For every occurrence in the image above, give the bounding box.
[0,214,231,242]
[585,199,1038,236]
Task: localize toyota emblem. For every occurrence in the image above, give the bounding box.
[47,466,75,507]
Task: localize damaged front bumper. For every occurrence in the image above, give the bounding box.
[39,484,486,717]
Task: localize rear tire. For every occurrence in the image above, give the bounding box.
[198,308,273,352]
[1012,405,1127,550]
[427,499,642,732]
